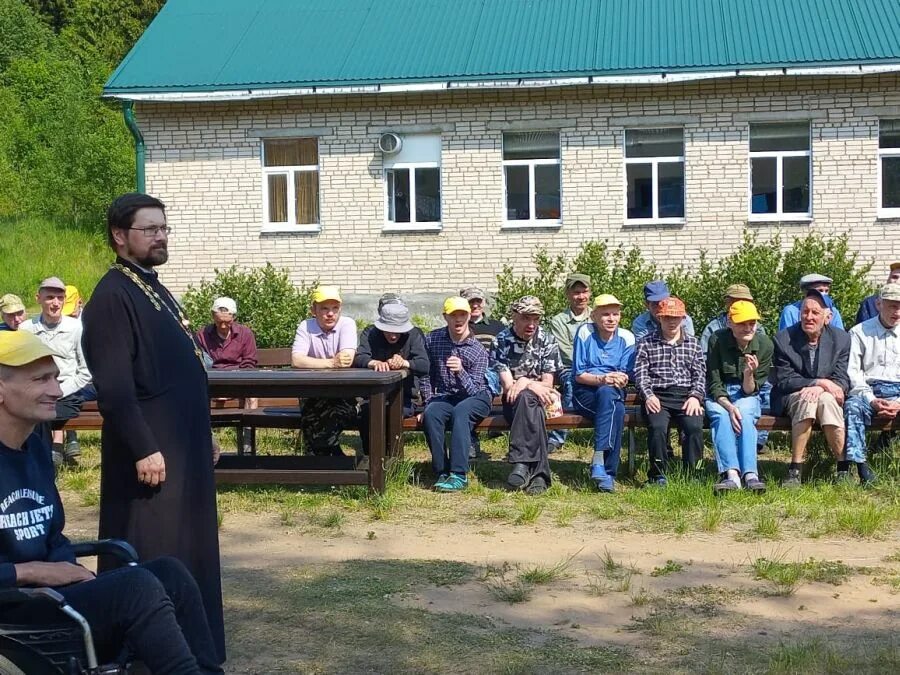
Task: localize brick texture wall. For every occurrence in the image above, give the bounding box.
[138,75,900,295]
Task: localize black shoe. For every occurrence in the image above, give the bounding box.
[781,468,802,489]
[64,440,81,463]
[756,444,769,456]
[857,462,876,486]
[547,441,562,455]
[525,475,548,495]
[507,463,530,489]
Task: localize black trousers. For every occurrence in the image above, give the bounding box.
[645,387,704,478]
[57,557,223,674]
[503,390,551,484]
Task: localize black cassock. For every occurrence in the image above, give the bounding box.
[82,258,225,662]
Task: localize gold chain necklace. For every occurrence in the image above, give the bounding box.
[112,263,205,365]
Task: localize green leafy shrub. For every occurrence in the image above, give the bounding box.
[181,264,316,348]
[495,231,875,334]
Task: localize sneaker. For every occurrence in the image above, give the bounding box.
[744,475,766,493]
[594,475,615,493]
[547,441,562,455]
[648,475,668,488]
[590,463,608,481]
[435,473,468,492]
[835,470,851,484]
[525,475,548,495]
[52,450,64,468]
[507,463,530,489]
[857,462,876,487]
[435,473,449,486]
[756,444,769,456]
[781,469,802,489]
[713,476,740,495]
[64,440,81,461]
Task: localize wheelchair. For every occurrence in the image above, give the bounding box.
[0,540,144,675]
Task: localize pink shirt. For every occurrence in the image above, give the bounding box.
[291,316,357,359]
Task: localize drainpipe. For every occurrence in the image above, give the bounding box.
[122,100,145,193]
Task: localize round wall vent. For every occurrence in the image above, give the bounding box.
[378,132,402,154]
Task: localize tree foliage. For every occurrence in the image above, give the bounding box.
[0,0,165,228]
[181,265,317,349]
[494,232,875,335]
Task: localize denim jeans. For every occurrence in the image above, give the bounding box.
[548,368,573,447]
[705,383,761,476]
[573,384,625,477]
[757,380,771,449]
[58,557,223,674]
[423,390,492,475]
[845,380,900,463]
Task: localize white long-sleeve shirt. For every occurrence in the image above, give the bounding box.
[848,316,900,403]
[20,315,92,397]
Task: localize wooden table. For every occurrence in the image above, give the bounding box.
[206,369,406,492]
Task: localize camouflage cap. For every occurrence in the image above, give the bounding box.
[510,295,545,316]
[459,286,487,301]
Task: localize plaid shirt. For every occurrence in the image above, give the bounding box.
[634,332,706,401]
[419,327,489,402]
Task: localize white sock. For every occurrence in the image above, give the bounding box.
[743,472,758,483]
[726,469,741,487]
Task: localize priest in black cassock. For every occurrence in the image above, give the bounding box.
[82,193,226,664]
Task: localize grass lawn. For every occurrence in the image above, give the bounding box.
[0,217,111,301]
[58,430,900,673]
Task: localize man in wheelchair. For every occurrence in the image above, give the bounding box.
[0,331,223,674]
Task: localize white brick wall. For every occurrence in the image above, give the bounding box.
[138,74,900,295]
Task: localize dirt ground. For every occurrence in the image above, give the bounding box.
[62,499,900,674]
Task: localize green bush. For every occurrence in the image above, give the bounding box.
[494,231,875,334]
[181,264,316,349]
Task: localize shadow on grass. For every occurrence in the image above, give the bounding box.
[221,556,900,674]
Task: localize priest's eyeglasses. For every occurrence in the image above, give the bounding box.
[132,225,172,238]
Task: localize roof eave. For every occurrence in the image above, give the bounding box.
[102,61,900,102]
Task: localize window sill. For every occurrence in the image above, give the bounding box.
[623,218,685,227]
[877,210,900,220]
[747,215,812,224]
[260,224,322,234]
[382,223,443,233]
[501,220,562,230]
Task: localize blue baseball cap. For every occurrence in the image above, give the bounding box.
[803,289,835,310]
[643,280,670,302]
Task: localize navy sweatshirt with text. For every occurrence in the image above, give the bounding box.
[0,429,75,587]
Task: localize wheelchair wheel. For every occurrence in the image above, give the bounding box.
[0,649,51,675]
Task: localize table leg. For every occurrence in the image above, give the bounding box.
[368,392,386,492]
[235,425,245,456]
[386,382,404,458]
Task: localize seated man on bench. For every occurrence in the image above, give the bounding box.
[571,294,635,493]
[771,290,850,488]
[0,330,223,674]
[491,296,561,495]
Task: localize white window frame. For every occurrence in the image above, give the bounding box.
[501,133,562,229]
[260,138,321,233]
[383,162,442,232]
[878,119,900,219]
[747,124,812,223]
[622,128,685,225]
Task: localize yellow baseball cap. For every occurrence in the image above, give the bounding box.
[593,294,622,308]
[0,330,60,367]
[311,286,342,304]
[728,300,761,324]
[443,296,471,314]
[62,285,81,316]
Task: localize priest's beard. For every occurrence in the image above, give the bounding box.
[127,241,169,267]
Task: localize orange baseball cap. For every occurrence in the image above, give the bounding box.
[656,297,686,318]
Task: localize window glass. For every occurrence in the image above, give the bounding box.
[880,119,900,149]
[503,132,560,160]
[415,168,441,222]
[267,174,288,222]
[750,157,777,214]
[264,138,318,166]
[534,165,561,219]
[657,162,685,218]
[625,128,684,158]
[294,171,319,224]
[626,163,653,219]
[386,169,411,223]
[505,165,531,219]
[883,157,900,209]
[749,122,810,152]
[782,156,810,213]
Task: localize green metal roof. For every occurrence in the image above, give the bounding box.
[105,0,900,96]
